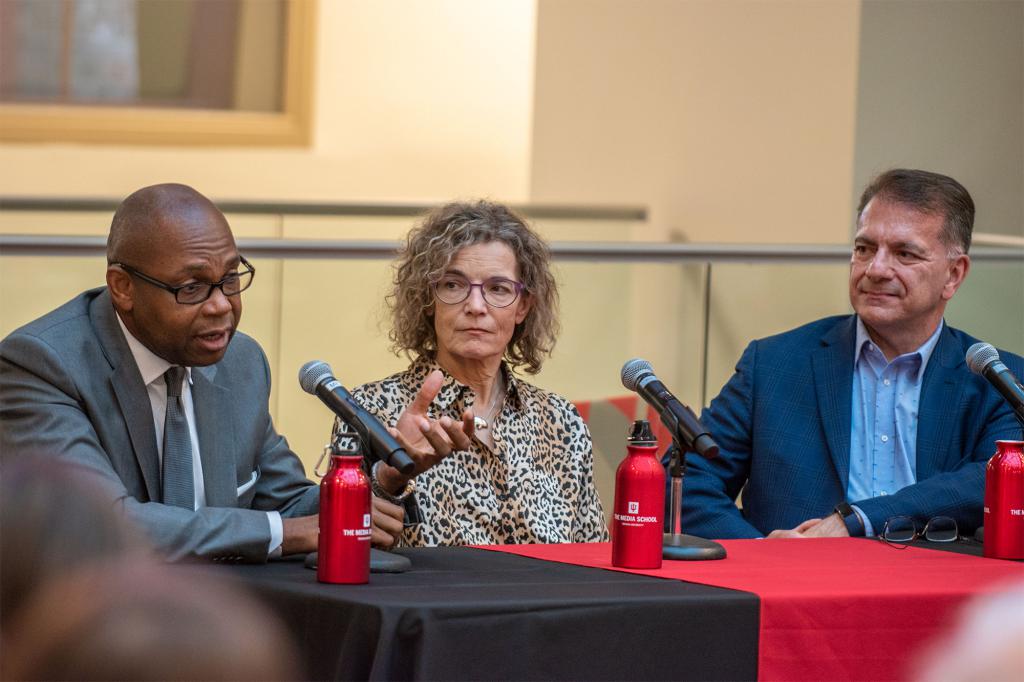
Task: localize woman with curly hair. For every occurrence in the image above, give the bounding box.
[333,201,607,547]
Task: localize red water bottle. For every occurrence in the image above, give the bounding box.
[612,420,665,569]
[983,440,1024,560]
[317,444,372,584]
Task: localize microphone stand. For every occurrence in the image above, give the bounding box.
[662,438,727,561]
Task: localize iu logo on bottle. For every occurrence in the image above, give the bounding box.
[628,501,639,514]
[362,513,371,528]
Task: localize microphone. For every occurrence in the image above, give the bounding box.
[966,343,1024,425]
[298,361,416,475]
[621,359,719,459]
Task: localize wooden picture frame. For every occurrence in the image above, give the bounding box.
[0,0,315,146]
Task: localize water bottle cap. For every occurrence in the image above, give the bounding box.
[627,419,657,445]
[333,421,363,456]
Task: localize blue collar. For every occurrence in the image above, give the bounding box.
[854,317,943,376]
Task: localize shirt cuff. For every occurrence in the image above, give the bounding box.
[370,460,415,504]
[267,511,284,558]
[850,505,875,537]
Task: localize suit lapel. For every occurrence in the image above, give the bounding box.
[191,365,237,507]
[916,325,964,480]
[812,317,856,490]
[91,292,162,501]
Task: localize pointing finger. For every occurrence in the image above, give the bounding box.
[408,370,444,416]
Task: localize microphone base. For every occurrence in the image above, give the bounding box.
[304,549,413,573]
[662,533,727,561]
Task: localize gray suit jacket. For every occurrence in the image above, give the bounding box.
[0,288,319,562]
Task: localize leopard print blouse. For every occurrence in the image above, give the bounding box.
[333,356,608,547]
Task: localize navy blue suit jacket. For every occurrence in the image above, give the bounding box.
[680,315,1024,539]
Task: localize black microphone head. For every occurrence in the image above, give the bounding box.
[966,343,1000,376]
[693,433,720,460]
[298,360,334,394]
[621,358,654,392]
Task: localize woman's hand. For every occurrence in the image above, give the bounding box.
[374,370,475,494]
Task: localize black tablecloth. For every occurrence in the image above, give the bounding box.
[187,547,759,681]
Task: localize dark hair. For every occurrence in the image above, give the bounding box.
[0,459,147,632]
[857,169,975,254]
[388,200,559,374]
[2,559,300,681]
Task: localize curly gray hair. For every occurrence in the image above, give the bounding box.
[387,201,559,374]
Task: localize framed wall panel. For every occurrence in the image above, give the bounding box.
[0,0,315,146]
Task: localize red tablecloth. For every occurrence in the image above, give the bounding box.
[476,539,1023,681]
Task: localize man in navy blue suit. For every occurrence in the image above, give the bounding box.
[681,169,1024,539]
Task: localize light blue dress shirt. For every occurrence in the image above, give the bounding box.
[848,317,943,536]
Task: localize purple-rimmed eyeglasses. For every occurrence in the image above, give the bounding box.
[433,273,524,308]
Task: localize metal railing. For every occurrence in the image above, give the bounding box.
[0,197,647,222]
[4,233,1021,407]
[1,234,1022,263]
[2,195,1021,407]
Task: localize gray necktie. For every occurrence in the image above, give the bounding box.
[162,366,194,509]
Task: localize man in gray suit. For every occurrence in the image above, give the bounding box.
[0,184,468,562]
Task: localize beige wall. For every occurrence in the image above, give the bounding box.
[852,0,1023,241]
[851,0,1024,355]
[529,0,863,405]
[531,0,862,242]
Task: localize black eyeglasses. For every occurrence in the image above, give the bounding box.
[432,273,525,308]
[114,256,255,305]
[878,515,960,548]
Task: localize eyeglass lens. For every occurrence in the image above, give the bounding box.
[881,515,959,545]
[922,516,958,542]
[882,515,917,544]
[177,269,254,304]
[434,274,520,307]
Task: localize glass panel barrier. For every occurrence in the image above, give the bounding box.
[945,260,1024,357]
[2,236,1020,524]
[704,260,1024,405]
[704,263,852,403]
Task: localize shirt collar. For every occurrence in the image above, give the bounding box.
[410,354,522,411]
[115,313,193,387]
[854,316,944,374]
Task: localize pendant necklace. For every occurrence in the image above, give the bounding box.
[473,376,505,431]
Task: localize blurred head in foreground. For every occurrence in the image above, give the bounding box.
[915,580,1024,682]
[2,558,300,681]
[0,458,148,633]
